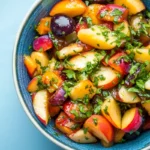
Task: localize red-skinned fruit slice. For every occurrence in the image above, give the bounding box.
[63,101,93,123]
[98,4,128,23]
[32,90,50,125]
[84,115,114,143]
[121,107,143,133]
[108,51,131,75]
[55,112,81,135]
[90,66,121,90]
[76,21,88,33]
[68,129,97,143]
[33,35,53,51]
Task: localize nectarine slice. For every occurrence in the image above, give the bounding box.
[101,96,121,129]
[68,129,97,143]
[77,25,117,50]
[121,108,143,132]
[118,86,141,103]
[142,100,150,116]
[90,66,121,89]
[70,80,96,101]
[33,90,50,125]
[84,115,114,143]
[50,0,87,17]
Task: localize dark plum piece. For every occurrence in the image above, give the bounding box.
[51,14,75,37]
[49,87,67,106]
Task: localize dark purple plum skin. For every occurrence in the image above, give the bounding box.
[49,87,67,106]
[51,14,75,37]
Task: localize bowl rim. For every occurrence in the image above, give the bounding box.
[13,0,73,149]
[12,0,150,150]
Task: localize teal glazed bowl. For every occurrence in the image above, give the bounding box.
[13,0,150,150]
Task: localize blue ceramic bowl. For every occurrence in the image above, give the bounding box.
[13,0,150,149]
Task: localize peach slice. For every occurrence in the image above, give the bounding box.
[114,129,125,143]
[108,51,131,75]
[31,51,49,74]
[50,0,87,17]
[114,0,145,15]
[126,48,150,64]
[90,66,121,89]
[65,51,104,71]
[49,104,60,117]
[57,43,83,60]
[83,4,104,25]
[55,112,81,135]
[118,86,141,103]
[68,129,97,143]
[33,90,50,125]
[36,17,51,35]
[114,20,130,37]
[27,76,40,92]
[24,55,37,77]
[78,25,117,50]
[121,107,143,132]
[101,96,121,129]
[70,80,96,101]
[42,71,63,93]
[141,100,150,115]
[84,115,114,143]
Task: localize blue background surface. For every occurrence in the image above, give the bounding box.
[0,0,62,150]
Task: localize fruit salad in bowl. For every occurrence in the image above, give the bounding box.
[14,0,150,149]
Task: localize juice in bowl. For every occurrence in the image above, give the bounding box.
[13,0,150,149]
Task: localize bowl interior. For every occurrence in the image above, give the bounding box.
[15,0,150,150]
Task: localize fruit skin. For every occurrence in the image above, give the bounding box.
[68,129,97,143]
[32,90,50,125]
[70,80,96,101]
[63,101,93,122]
[98,4,128,23]
[100,21,114,31]
[141,100,150,115]
[101,96,121,129]
[78,25,117,50]
[84,115,114,143]
[142,117,150,130]
[90,66,121,90]
[114,0,145,15]
[36,17,51,35]
[24,55,37,77]
[55,112,81,135]
[65,51,104,71]
[121,107,143,133]
[49,0,87,17]
[33,35,53,51]
[49,87,67,106]
[83,4,104,25]
[117,86,141,104]
[76,21,88,33]
[108,51,131,75]
[51,14,75,37]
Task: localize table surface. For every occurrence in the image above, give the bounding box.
[0,0,63,149]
